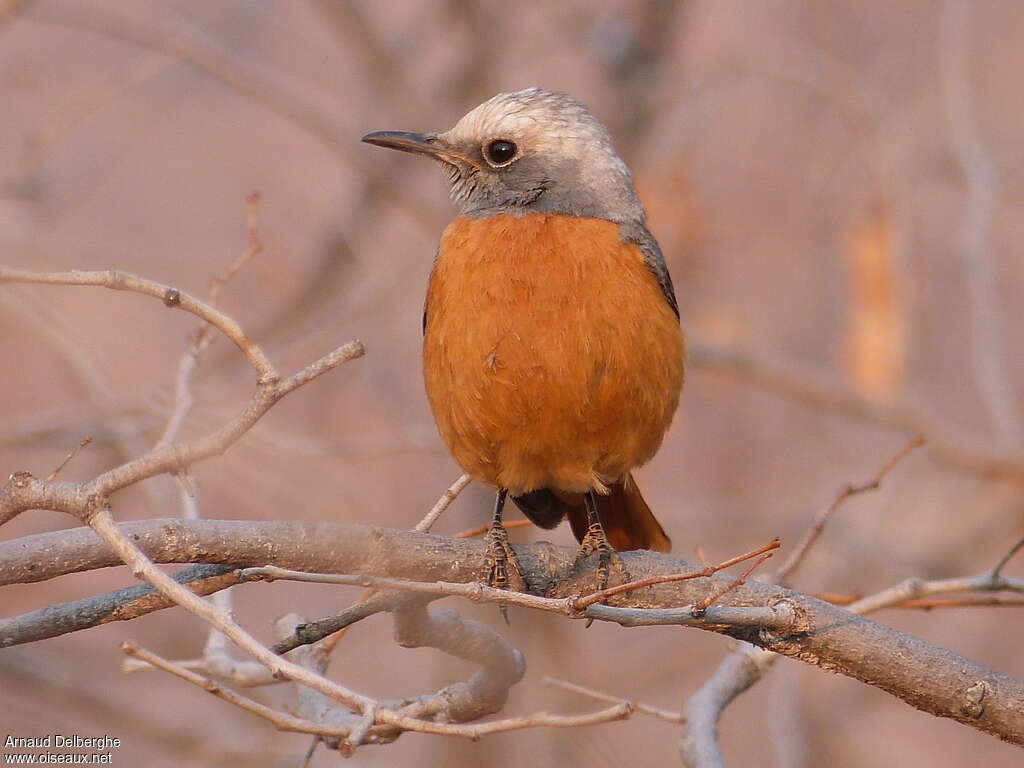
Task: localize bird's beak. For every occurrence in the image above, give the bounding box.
[361,130,470,165]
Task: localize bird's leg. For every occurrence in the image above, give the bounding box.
[573,491,629,593]
[482,488,527,623]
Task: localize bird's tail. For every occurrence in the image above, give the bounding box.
[512,473,671,552]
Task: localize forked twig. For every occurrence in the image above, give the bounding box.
[690,552,774,615]
[574,538,781,611]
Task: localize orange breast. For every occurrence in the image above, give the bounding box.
[423,213,684,496]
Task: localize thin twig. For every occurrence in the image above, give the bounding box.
[88,509,375,713]
[542,676,685,724]
[776,435,923,583]
[691,552,774,615]
[45,437,92,481]
[155,194,262,452]
[0,267,277,382]
[454,517,532,538]
[121,641,378,740]
[416,474,472,533]
[897,595,1024,610]
[848,562,1024,616]
[992,535,1024,579]
[137,196,267,682]
[120,637,630,742]
[320,474,472,654]
[239,566,797,633]
[574,538,781,610]
[208,192,263,305]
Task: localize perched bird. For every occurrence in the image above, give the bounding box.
[364,88,684,594]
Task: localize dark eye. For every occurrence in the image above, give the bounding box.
[484,139,518,166]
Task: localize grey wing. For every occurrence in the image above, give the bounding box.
[620,222,679,318]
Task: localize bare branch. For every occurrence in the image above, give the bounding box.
[0,267,277,381]
[3,518,1022,744]
[133,195,269,685]
[574,537,781,610]
[415,474,472,533]
[681,519,1024,764]
[897,595,1024,609]
[45,436,92,481]
[315,473,472,654]
[543,676,685,724]
[680,643,777,768]
[238,565,797,634]
[4,480,627,742]
[120,641,367,740]
[690,551,774,614]
[0,340,363,525]
[777,435,923,583]
[992,535,1024,579]
[847,566,1024,616]
[387,597,524,725]
[0,564,238,647]
[274,590,406,656]
[154,192,262,457]
[120,608,628,747]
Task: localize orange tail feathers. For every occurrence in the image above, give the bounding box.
[564,474,671,553]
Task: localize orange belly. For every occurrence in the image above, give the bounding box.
[423,213,685,496]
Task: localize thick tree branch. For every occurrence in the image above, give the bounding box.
[680,643,776,768]
[0,564,237,646]
[1,517,1022,745]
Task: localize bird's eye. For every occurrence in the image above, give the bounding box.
[483,139,518,167]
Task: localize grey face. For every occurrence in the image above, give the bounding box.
[363,88,646,225]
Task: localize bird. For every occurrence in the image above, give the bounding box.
[363,88,685,596]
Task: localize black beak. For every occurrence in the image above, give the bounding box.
[361,130,471,165]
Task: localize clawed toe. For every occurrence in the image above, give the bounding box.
[569,491,632,626]
[480,489,526,624]
[572,533,630,593]
[483,522,527,594]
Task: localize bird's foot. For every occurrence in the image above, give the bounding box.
[572,520,630,594]
[482,521,527,624]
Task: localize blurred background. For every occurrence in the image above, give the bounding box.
[2,1,1023,766]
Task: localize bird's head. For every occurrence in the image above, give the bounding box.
[362,87,644,224]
